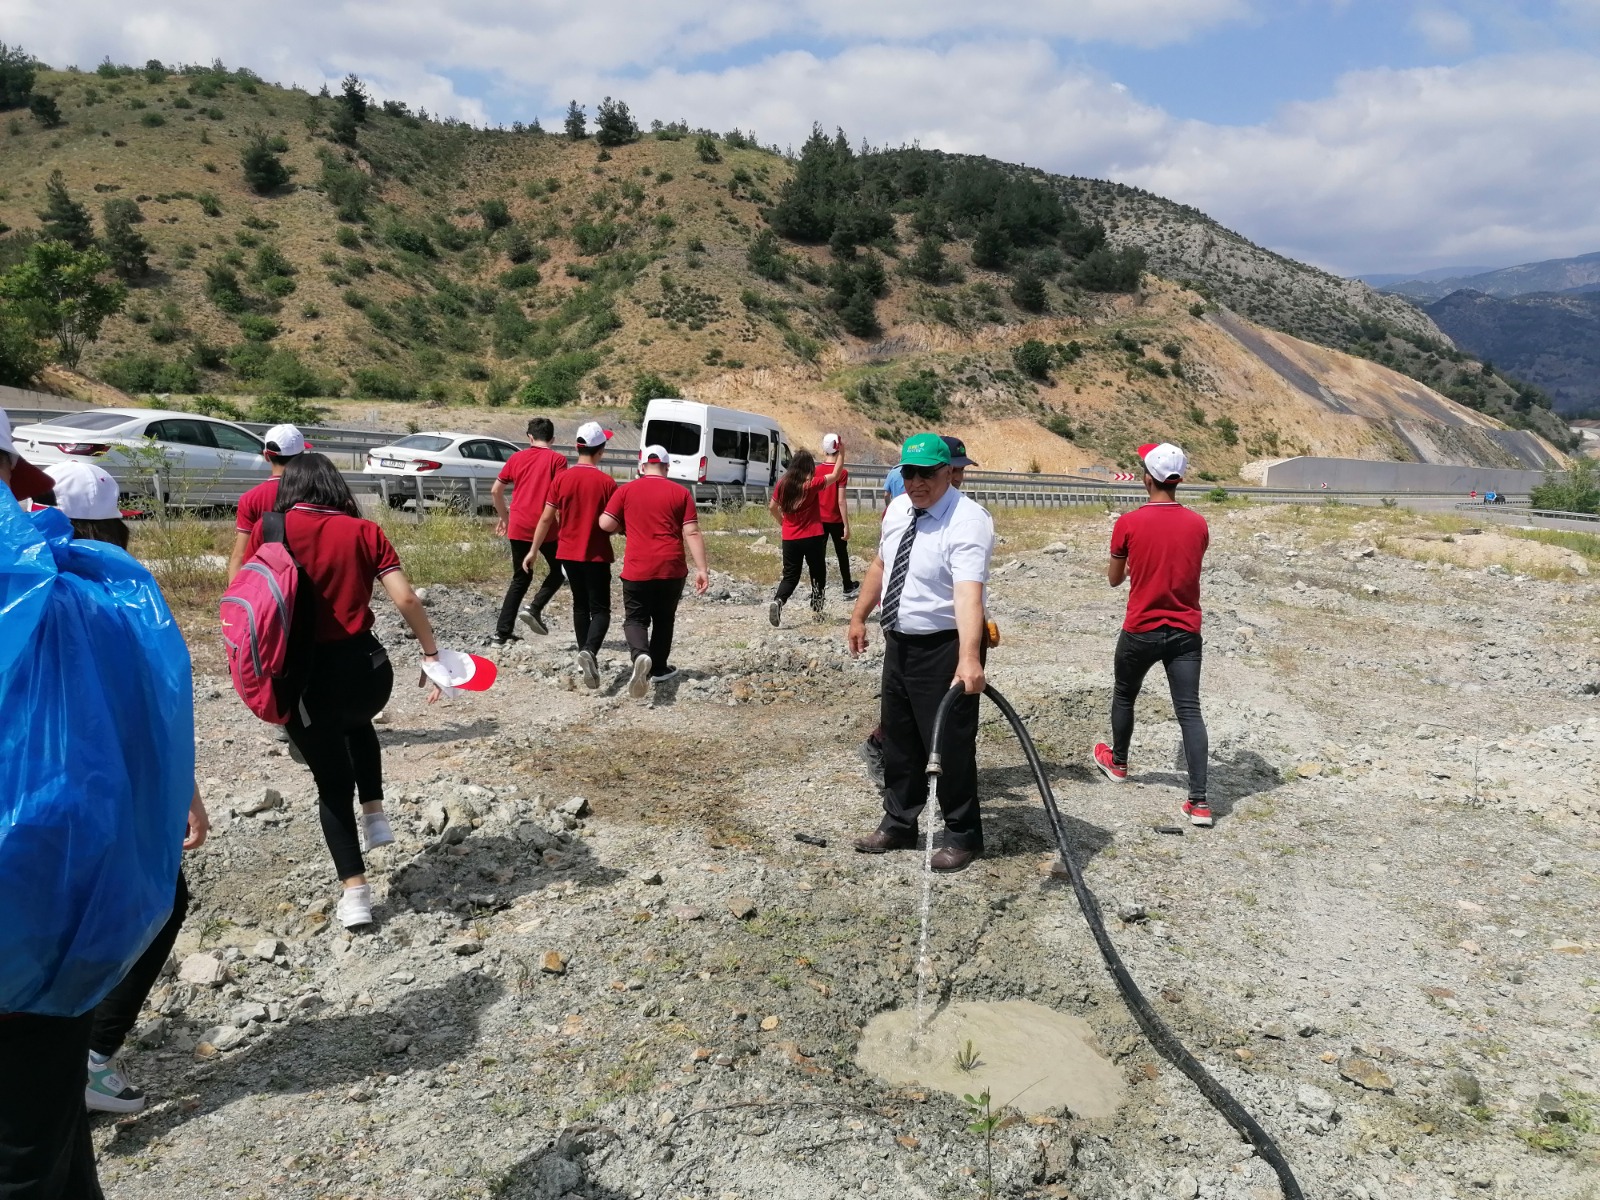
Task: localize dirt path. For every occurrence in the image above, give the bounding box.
[94,503,1599,1200]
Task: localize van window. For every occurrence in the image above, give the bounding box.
[645,420,701,457]
[749,432,770,463]
[711,427,748,460]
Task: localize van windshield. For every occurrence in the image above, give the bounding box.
[644,419,701,457]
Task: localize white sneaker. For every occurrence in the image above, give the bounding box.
[361,810,394,851]
[768,599,783,627]
[651,665,680,685]
[628,654,653,699]
[577,650,600,689]
[85,1054,146,1114]
[337,884,373,929]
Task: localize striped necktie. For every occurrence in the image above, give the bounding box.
[879,507,926,632]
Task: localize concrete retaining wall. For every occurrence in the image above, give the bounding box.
[1261,456,1548,494]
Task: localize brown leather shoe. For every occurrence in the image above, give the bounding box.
[854,830,917,854]
[931,845,978,872]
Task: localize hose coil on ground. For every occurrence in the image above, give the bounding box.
[928,683,1304,1200]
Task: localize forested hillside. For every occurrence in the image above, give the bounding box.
[0,49,1572,465]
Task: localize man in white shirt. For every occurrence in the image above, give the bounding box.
[847,433,995,871]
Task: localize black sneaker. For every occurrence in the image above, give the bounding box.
[810,590,826,615]
[518,608,548,636]
[493,632,521,645]
[843,584,861,601]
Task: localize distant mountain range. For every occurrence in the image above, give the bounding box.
[1424,289,1600,417]
[1367,251,1600,301]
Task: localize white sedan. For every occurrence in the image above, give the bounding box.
[362,432,521,478]
[9,408,270,475]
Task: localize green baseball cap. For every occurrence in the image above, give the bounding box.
[899,432,951,468]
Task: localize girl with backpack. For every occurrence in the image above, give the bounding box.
[767,445,843,628]
[241,454,443,928]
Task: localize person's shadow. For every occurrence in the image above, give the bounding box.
[387,825,625,915]
[489,1126,631,1199]
[977,759,1115,864]
[103,973,503,1154]
[1139,749,1284,820]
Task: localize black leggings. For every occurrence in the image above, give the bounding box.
[561,561,612,655]
[775,534,826,607]
[0,1012,103,1199]
[822,522,854,589]
[496,540,564,638]
[286,632,394,881]
[89,871,189,1058]
[1111,626,1207,801]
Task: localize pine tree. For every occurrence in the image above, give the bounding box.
[28,91,60,127]
[839,288,880,339]
[329,104,358,147]
[907,236,949,284]
[971,221,1010,270]
[1011,268,1047,313]
[564,100,586,141]
[0,42,36,110]
[340,74,369,123]
[593,96,639,147]
[240,129,290,194]
[101,198,149,279]
[37,171,94,250]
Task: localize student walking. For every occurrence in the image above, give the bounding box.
[527,422,617,689]
[227,424,307,579]
[44,464,212,1116]
[242,454,444,927]
[491,417,568,643]
[767,443,844,627]
[1092,442,1213,826]
[815,433,858,599]
[849,433,994,871]
[600,446,710,697]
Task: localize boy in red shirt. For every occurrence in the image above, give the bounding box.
[814,433,857,599]
[528,422,617,688]
[600,445,711,697]
[1092,442,1214,827]
[491,417,568,643]
[227,423,307,579]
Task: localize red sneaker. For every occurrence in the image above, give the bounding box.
[1182,799,1214,827]
[1092,743,1127,783]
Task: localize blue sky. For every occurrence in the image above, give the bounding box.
[10,0,1600,276]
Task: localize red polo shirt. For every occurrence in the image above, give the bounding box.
[548,464,617,563]
[497,445,567,542]
[244,504,402,642]
[1109,502,1209,634]
[813,462,847,524]
[603,474,697,581]
[235,476,280,534]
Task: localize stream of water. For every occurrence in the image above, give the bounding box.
[910,822,939,1047]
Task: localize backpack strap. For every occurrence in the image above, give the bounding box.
[259,509,288,546]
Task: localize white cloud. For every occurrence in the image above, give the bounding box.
[1411,8,1475,55]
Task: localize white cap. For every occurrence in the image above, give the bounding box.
[46,462,121,520]
[1138,442,1187,483]
[263,424,308,458]
[640,444,670,465]
[575,421,614,448]
[0,409,13,460]
[821,432,841,454]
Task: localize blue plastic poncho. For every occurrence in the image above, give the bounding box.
[0,494,194,1016]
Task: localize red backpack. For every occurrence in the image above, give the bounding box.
[220,511,312,723]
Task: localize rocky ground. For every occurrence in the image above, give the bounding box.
[94,502,1599,1200]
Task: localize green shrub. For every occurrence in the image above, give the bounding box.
[335,225,362,250]
[1074,245,1146,293]
[484,374,515,407]
[571,220,618,255]
[100,353,199,394]
[195,191,222,217]
[1043,413,1074,440]
[520,350,599,406]
[386,223,436,257]
[1530,459,1600,515]
[695,134,721,163]
[352,365,418,400]
[1012,339,1052,381]
[1206,487,1229,503]
[240,127,290,194]
[895,372,943,422]
[499,262,541,289]
[139,112,165,128]
[630,370,681,417]
[235,314,280,341]
[188,394,245,420]
[1213,415,1239,446]
[249,393,328,425]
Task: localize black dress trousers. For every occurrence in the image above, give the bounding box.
[877,629,982,850]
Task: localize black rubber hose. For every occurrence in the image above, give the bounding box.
[928,683,1304,1200]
